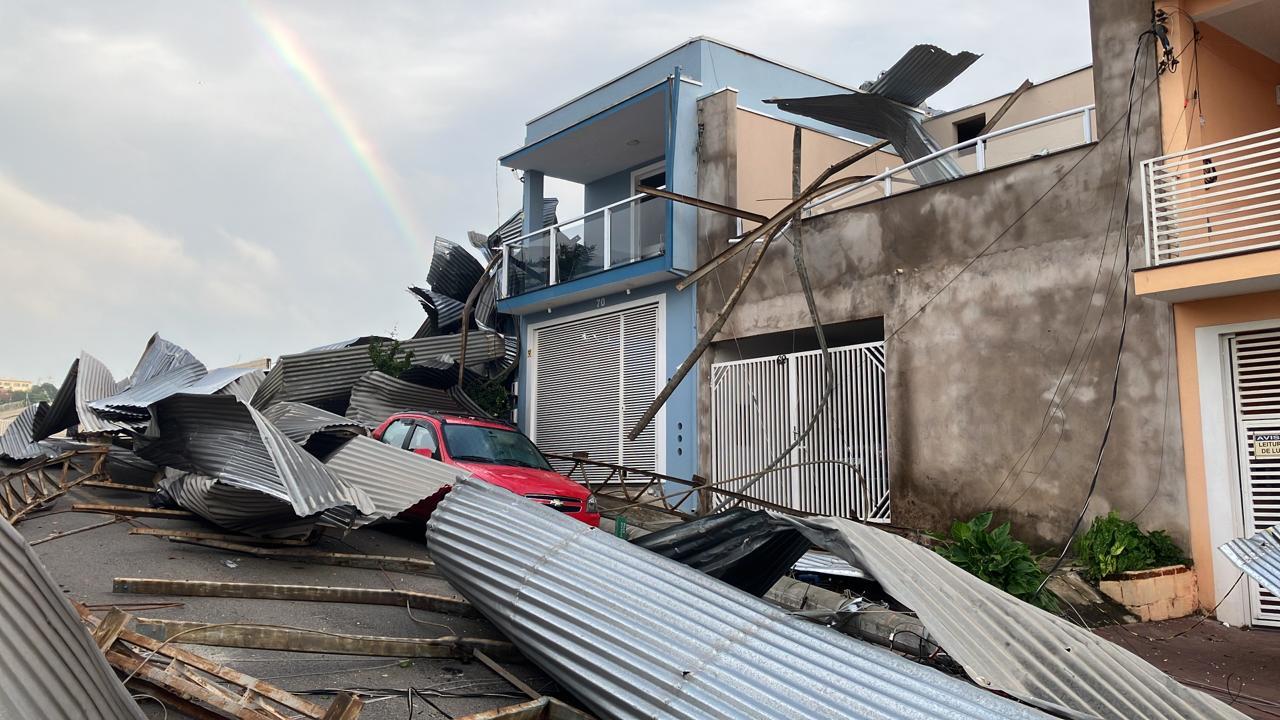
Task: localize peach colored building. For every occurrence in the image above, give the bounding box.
[1134,0,1280,627]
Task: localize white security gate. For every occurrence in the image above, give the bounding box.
[1229,330,1280,627]
[710,343,889,520]
[531,303,659,475]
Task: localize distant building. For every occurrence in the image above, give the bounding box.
[0,379,33,393]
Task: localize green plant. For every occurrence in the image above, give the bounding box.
[462,378,512,418]
[933,512,1058,612]
[1076,512,1188,580]
[367,338,415,378]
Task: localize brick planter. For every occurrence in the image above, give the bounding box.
[1097,565,1197,622]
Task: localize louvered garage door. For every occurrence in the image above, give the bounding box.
[1230,329,1280,627]
[710,343,889,520]
[532,304,659,477]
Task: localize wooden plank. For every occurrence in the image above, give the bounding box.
[92,607,131,651]
[132,617,520,662]
[129,527,315,546]
[979,79,1034,135]
[168,537,436,574]
[106,648,275,720]
[474,650,540,701]
[82,480,156,493]
[72,503,196,518]
[321,694,363,720]
[78,604,329,719]
[113,577,476,617]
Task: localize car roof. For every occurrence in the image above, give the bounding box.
[388,411,514,432]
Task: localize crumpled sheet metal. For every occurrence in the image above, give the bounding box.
[1219,525,1280,598]
[322,435,460,524]
[426,236,485,305]
[32,353,126,439]
[0,405,52,462]
[249,332,507,410]
[862,44,980,107]
[137,394,374,523]
[791,550,868,579]
[124,333,200,388]
[427,479,1049,720]
[0,517,145,720]
[409,287,466,336]
[778,516,1248,720]
[487,198,559,252]
[632,508,810,597]
[346,371,488,426]
[156,470,318,539]
[91,359,207,418]
[261,402,367,446]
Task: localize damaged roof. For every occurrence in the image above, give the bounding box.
[861,44,981,107]
[1220,524,1280,598]
[346,370,490,426]
[0,404,51,462]
[321,434,462,523]
[427,479,1050,720]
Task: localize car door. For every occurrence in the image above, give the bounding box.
[406,421,441,460]
[378,418,414,449]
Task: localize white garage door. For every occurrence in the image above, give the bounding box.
[531,303,659,474]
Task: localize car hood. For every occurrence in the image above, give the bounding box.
[452,461,588,498]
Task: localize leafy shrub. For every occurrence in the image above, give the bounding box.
[367,338,415,379]
[1076,512,1188,580]
[933,512,1058,612]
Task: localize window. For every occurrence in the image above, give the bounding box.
[955,114,986,144]
[406,423,439,456]
[380,419,412,448]
[442,424,552,470]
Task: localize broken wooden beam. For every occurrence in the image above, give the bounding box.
[166,537,437,574]
[132,617,520,662]
[113,577,476,617]
[129,527,316,546]
[105,648,278,720]
[82,480,156,493]
[636,186,769,224]
[321,694,364,720]
[473,650,540,701]
[72,502,196,519]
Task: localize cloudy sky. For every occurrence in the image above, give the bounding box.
[1,0,1091,383]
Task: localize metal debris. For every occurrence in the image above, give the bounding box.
[32,353,126,439]
[1219,524,1280,597]
[778,515,1249,720]
[410,286,467,336]
[426,236,486,305]
[427,478,1049,720]
[791,550,868,580]
[321,435,461,523]
[346,370,488,426]
[0,404,52,461]
[861,44,980,107]
[155,470,320,539]
[0,517,145,719]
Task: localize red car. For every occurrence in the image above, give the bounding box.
[371,411,600,527]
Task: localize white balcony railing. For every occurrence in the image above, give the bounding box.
[1143,126,1280,267]
[501,191,668,298]
[805,105,1097,216]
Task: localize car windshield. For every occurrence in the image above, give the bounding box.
[441,424,553,470]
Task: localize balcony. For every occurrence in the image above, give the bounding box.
[501,192,669,298]
[803,105,1097,216]
[1143,127,1280,267]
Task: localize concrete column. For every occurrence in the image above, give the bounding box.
[521,170,544,235]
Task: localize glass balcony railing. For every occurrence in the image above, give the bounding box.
[501,191,668,298]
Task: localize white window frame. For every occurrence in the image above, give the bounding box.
[629,161,666,261]
[526,294,668,474]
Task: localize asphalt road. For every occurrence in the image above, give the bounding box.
[18,483,555,719]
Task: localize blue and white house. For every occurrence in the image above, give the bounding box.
[497,37,865,481]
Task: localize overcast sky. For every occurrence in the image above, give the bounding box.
[0,0,1091,383]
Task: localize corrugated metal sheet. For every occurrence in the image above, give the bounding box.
[31,359,80,441]
[157,470,318,539]
[137,394,374,521]
[427,479,1050,720]
[1220,525,1280,597]
[792,550,868,579]
[862,44,980,107]
[488,199,559,251]
[92,358,207,418]
[210,367,266,403]
[73,352,126,435]
[124,334,201,389]
[0,516,145,719]
[248,332,507,410]
[632,508,810,597]
[779,516,1248,720]
[0,404,52,462]
[346,371,483,426]
[408,287,466,336]
[261,402,367,445]
[426,236,485,304]
[322,435,461,524]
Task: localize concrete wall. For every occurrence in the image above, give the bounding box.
[693,0,1187,547]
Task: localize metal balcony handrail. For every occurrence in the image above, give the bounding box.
[1142,126,1280,267]
[805,104,1097,213]
[503,190,653,247]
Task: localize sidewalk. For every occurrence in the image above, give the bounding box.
[1094,617,1280,719]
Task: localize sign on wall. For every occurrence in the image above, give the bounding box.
[1254,433,1280,458]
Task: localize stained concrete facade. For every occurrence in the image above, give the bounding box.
[695,0,1188,547]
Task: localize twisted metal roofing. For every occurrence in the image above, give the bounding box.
[32,353,125,439]
[123,334,201,389]
[426,236,485,304]
[863,44,980,107]
[1220,525,1280,597]
[779,516,1248,720]
[260,402,367,445]
[409,287,466,336]
[249,332,506,409]
[345,371,485,426]
[321,435,461,524]
[157,470,319,539]
[137,394,374,521]
[487,198,559,250]
[0,517,145,719]
[31,359,80,441]
[426,479,1050,720]
[0,405,51,462]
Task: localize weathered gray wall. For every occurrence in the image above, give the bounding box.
[694,0,1189,547]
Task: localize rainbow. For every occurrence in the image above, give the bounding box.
[245,1,421,247]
